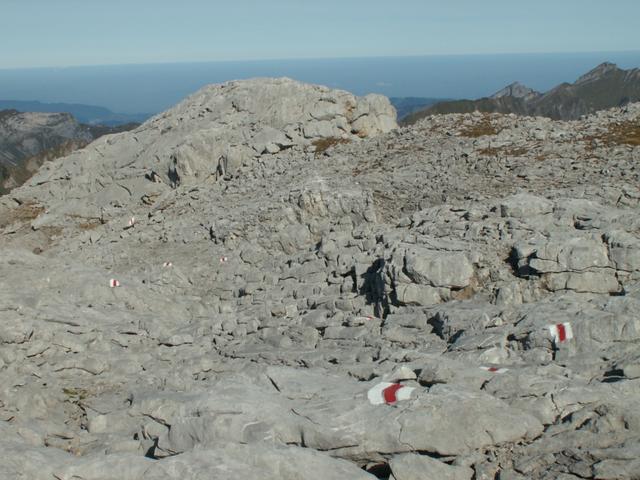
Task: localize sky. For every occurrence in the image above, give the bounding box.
[2,0,640,69]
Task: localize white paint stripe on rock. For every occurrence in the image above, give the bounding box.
[367,382,415,406]
[548,322,573,344]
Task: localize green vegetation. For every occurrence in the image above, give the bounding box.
[62,387,89,400]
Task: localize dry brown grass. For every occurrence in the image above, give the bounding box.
[63,387,90,400]
[0,201,44,229]
[65,213,103,231]
[535,152,551,161]
[13,202,44,221]
[312,137,351,157]
[459,116,502,138]
[78,219,102,231]
[450,276,481,301]
[606,121,640,146]
[585,120,640,149]
[477,146,528,157]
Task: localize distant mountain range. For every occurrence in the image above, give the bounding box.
[0,100,150,126]
[389,97,451,119]
[403,62,640,124]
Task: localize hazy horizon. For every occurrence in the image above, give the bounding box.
[3,1,639,69]
[1,51,639,115]
[2,1,639,115]
[3,49,640,72]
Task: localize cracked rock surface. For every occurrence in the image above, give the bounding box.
[1,78,640,479]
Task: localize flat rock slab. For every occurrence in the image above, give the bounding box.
[390,453,474,480]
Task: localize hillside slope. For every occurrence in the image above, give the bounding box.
[0,109,91,167]
[0,110,93,194]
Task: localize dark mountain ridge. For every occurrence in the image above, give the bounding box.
[404,62,640,124]
[389,97,451,119]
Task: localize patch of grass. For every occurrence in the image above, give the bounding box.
[606,120,640,146]
[63,387,89,401]
[451,284,476,301]
[66,213,103,231]
[509,147,529,156]
[312,137,351,157]
[12,202,44,221]
[459,116,502,138]
[477,145,528,157]
[78,219,101,231]
[585,120,640,149]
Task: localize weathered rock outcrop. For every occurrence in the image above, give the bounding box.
[6,77,396,231]
[1,79,640,478]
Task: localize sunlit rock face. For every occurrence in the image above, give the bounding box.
[2,80,640,479]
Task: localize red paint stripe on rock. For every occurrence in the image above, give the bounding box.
[382,383,403,404]
[557,323,567,342]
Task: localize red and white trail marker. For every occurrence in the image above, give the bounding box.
[109,279,121,288]
[162,261,173,267]
[367,382,415,406]
[548,322,573,344]
[219,256,228,263]
[480,366,509,374]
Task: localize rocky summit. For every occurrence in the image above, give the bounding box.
[1,77,640,479]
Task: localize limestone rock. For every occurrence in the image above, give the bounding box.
[390,453,474,480]
[2,82,640,478]
[404,247,474,288]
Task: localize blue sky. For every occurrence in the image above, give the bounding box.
[1,0,639,68]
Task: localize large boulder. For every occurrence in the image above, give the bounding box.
[384,244,475,306]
